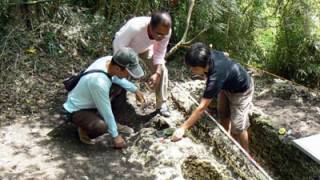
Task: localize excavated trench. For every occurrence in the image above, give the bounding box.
[170,68,320,179]
[1,68,319,179]
[0,87,268,179]
[120,89,270,180]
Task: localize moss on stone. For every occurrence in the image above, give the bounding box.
[171,89,270,179]
[249,115,320,179]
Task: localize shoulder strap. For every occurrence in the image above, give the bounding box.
[80,69,112,79]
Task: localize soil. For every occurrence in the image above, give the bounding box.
[174,71,320,140]
[2,65,318,179]
[0,87,236,179]
[253,73,320,139]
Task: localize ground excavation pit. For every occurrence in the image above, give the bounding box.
[173,68,320,179]
[0,81,271,180]
[1,68,319,179]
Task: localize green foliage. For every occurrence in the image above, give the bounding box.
[0,1,11,35]
[43,32,60,55]
[0,0,319,88]
[268,0,320,87]
[175,0,268,65]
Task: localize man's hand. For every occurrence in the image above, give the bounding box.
[135,90,145,104]
[114,135,126,149]
[148,73,160,88]
[171,127,185,142]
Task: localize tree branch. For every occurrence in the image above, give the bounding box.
[184,27,210,45]
[166,0,195,59]
[9,0,54,6]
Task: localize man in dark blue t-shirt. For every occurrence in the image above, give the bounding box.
[171,42,254,152]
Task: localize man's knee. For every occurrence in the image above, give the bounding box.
[87,120,107,139]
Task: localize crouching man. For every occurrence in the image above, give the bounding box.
[63,47,145,148]
[171,42,254,152]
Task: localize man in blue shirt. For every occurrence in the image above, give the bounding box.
[171,42,254,152]
[63,48,145,148]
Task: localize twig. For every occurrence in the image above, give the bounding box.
[0,28,16,59]
[184,27,210,45]
[14,54,20,70]
[165,2,210,60]
[8,0,54,6]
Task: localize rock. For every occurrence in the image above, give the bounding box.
[79,176,89,180]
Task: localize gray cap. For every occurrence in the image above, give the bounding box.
[113,47,144,79]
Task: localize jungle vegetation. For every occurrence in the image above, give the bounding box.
[0,0,319,88]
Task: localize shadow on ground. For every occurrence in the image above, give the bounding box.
[0,94,157,179]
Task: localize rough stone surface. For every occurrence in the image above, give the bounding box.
[1,61,319,179]
[181,155,232,180]
[172,69,320,179]
[171,85,269,180]
[124,92,236,179]
[0,90,237,180]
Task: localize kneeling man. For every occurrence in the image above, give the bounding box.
[63,48,145,148]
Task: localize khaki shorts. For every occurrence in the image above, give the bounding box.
[217,79,254,133]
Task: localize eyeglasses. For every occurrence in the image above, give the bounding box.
[154,32,166,39]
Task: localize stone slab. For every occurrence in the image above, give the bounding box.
[292,134,320,164]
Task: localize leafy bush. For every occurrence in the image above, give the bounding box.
[268,0,320,87]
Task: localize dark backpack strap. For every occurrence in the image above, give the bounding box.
[80,69,112,79]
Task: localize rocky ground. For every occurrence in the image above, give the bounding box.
[253,71,320,138]
[176,70,320,140]
[0,83,240,180]
[174,70,320,179]
[2,56,319,179]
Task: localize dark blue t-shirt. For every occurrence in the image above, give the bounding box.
[202,50,251,99]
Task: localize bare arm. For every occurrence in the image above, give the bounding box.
[181,98,212,130]
[171,98,212,142]
[148,64,162,88]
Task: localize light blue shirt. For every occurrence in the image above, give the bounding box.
[63,56,137,137]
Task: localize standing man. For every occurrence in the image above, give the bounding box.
[63,48,145,148]
[113,11,172,117]
[171,42,254,152]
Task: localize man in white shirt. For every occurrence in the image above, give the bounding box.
[113,11,171,117]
